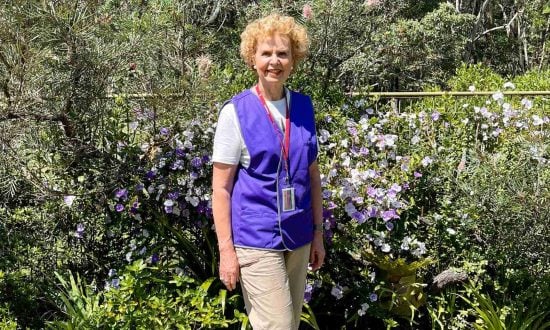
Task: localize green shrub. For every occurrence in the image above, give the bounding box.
[48,260,243,329]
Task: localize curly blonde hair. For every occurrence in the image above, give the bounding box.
[240,13,309,69]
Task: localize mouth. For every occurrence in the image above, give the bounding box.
[266,69,283,76]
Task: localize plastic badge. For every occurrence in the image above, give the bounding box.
[282,187,296,212]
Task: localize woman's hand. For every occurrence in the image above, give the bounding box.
[219,246,240,291]
[212,162,239,290]
[309,231,325,271]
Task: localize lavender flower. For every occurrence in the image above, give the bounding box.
[191,157,202,168]
[115,204,124,212]
[304,284,314,303]
[75,223,85,238]
[114,188,128,201]
[352,211,367,224]
[369,293,378,302]
[331,285,344,300]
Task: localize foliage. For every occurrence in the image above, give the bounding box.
[47,260,242,329]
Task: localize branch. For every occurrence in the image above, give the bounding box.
[205,0,222,26]
[0,111,74,137]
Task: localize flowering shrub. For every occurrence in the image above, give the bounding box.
[305,67,549,326]
[105,101,218,281]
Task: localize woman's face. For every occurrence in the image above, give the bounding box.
[253,33,294,87]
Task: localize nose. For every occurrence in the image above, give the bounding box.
[270,54,281,65]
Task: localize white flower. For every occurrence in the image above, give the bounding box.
[411,135,420,145]
[446,228,457,235]
[521,98,533,110]
[492,92,504,103]
[411,241,427,257]
[401,236,412,250]
[532,115,544,126]
[319,129,331,143]
[503,81,515,89]
[140,142,150,153]
[358,303,370,316]
[64,195,76,207]
[381,243,391,253]
[468,85,476,92]
[421,156,433,167]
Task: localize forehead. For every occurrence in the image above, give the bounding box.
[255,33,291,49]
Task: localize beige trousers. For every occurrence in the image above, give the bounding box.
[236,244,311,330]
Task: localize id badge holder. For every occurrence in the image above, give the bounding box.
[281,185,296,212]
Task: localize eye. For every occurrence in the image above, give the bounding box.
[277,51,288,58]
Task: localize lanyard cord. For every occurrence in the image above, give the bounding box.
[255,85,291,183]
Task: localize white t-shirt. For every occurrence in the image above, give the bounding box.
[212,89,290,169]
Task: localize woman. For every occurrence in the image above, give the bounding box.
[212,13,325,330]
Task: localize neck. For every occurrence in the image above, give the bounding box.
[256,82,285,101]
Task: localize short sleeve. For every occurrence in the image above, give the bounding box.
[212,103,242,165]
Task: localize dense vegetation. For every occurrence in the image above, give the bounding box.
[1,0,549,329]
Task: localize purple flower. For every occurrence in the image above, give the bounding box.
[75,223,85,238]
[114,188,128,201]
[414,171,422,178]
[130,201,140,214]
[159,127,170,136]
[431,111,440,121]
[322,190,332,199]
[304,284,314,303]
[111,278,120,289]
[201,154,211,163]
[359,147,369,156]
[135,183,144,192]
[175,148,186,157]
[327,201,337,210]
[369,293,378,302]
[367,186,376,198]
[352,211,367,224]
[115,204,124,212]
[191,157,202,168]
[382,209,399,221]
[151,253,160,264]
[366,206,378,218]
[171,159,184,170]
[167,191,180,200]
[146,170,156,180]
[347,126,358,136]
[385,222,394,231]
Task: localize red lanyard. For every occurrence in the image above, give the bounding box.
[255,85,291,165]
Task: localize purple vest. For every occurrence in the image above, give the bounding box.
[230,89,318,250]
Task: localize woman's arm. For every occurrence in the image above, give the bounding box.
[308,160,325,271]
[212,162,239,290]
